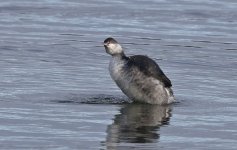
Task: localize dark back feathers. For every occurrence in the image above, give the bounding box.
[127,55,172,87]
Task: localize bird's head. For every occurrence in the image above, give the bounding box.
[103,37,123,56]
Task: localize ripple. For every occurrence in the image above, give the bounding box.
[52,94,132,105]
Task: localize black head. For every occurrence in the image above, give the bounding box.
[104,37,118,45]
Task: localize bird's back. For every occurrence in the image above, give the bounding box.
[127,55,172,88]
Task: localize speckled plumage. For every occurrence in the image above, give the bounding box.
[104,37,174,105]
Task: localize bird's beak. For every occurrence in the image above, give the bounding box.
[103,43,108,47]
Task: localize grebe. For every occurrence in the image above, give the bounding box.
[103,37,174,105]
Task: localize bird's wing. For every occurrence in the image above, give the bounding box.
[127,55,172,87]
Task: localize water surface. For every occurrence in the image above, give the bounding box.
[0,0,237,149]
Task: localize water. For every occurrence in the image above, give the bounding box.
[0,0,237,149]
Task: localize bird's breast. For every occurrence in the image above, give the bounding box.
[109,58,131,90]
[109,58,126,80]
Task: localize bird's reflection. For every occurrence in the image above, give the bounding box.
[105,104,172,149]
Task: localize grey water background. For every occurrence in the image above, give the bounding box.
[0,0,237,149]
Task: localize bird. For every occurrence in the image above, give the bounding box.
[103,37,174,105]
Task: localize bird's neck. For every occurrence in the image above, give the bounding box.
[112,52,128,60]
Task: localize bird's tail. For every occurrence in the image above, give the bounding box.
[165,88,175,104]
